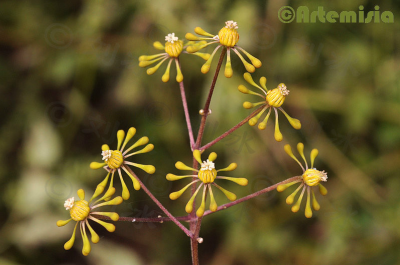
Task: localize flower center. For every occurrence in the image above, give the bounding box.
[70,200,90,221]
[104,150,124,169]
[266,83,289,108]
[302,168,328,187]
[218,21,239,47]
[198,159,216,184]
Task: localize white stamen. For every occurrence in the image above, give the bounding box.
[64,197,75,210]
[319,170,328,182]
[165,33,179,43]
[278,83,289,96]
[102,150,112,161]
[201,159,215,171]
[213,35,220,41]
[225,20,238,29]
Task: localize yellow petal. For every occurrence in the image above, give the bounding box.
[208,186,218,212]
[192,52,210,60]
[146,58,168,75]
[91,212,120,221]
[64,222,78,250]
[93,196,123,209]
[57,218,72,227]
[296,143,308,169]
[170,181,196,200]
[237,47,262,68]
[205,152,216,162]
[124,136,149,155]
[80,224,91,256]
[162,59,172,82]
[305,188,312,218]
[284,144,304,170]
[259,76,268,91]
[86,221,100,244]
[279,108,301,129]
[90,162,106,169]
[89,217,116,232]
[217,176,248,186]
[153,41,165,50]
[319,184,328,195]
[276,180,301,192]
[166,174,194,181]
[89,173,110,202]
[310,149,319,168]
[102,144,110,151]
[274,110,283,142]
[120,127,136,152]
[214,183,236,201]
[196,186,207,217]
[194,27,215,37]
[118,169,130,200]
[286,183,303,204]
[217,162,237,172]
[175,161,197,171]
[185,183,203,213]
[201,46,221,74]
[224,49,233,78]
[291,186,306,213]
[128,162,156,174]
[117,130,125,151]
[139,53,166,61]
[122,166,141,190]
[258,108,272,130]
[312,190,320,210]
[175,59,183,83]
[77,189,85,200]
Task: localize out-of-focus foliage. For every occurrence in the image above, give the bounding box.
[0,0,399,264]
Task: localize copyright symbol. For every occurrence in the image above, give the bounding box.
[45,177,73,201]
[46,102,72,127]
[45,23,73,49]
[278,6,295,23]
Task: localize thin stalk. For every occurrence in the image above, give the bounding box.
[94,215,191,222]
[195,48,227,148]
[124,166,194,238]
[202,176,301,217]
[177,62,195,150]
[200,106,264,151]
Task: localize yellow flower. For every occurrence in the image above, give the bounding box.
[167,150,248,217]
[90,127,156,200]
[185,20,262,78]
[139,33,210,82]
[277,143,328,218]
[57,188,123,255]
[238,72,301,142]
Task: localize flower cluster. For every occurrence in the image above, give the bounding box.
[238,72,301,141]
[277,143,328,218]
[90,127,156,200]
[57,189,122,255]
[185,20,262,78]
[167,150,248,217]
[139,33,210,82]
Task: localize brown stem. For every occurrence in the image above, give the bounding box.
[94,215,191,222]
[195,48,227,148]
[178,78,195,150]
[124,166,194,238]
[199,106,264,151]
[202,176,301,217]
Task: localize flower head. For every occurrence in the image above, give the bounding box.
[90,127,156,200]
[57,188,123,255]
[238,72,301,141]
[139,33,210,82]
[185,20,262,78]
[166,150,248,217]
[277,143,328,218]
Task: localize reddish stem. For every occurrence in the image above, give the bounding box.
[199,106,264,151]
[202,176,301,217]
[124,166,194,238]
[179,80,195,150]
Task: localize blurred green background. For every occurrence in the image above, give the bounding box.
[0,0,399,264]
